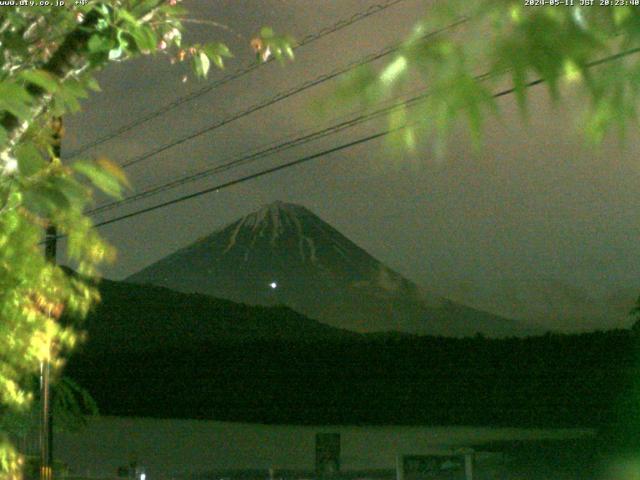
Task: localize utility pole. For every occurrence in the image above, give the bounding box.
[40,116,62,480]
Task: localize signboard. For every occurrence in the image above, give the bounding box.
[315,433,340,476]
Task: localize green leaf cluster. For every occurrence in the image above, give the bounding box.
[191,42,233,78]
[257,26,295,63]
[0,2,185,476]
[333,2,640,153]
[0,3,294,476]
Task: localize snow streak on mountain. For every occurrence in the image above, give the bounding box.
[127,201,530,337]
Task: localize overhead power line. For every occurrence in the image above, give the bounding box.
[116,17,468,170]
[87,89,431,216]
[84,45,640,232]
[63,0,408,160]
[93,129,393,229]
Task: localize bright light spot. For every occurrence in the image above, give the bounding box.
[380,56,407,86]
[261,46,272,63]
[510,5,522,23]
[573,7,588,29]
[269,282,277,289]
[140,474,146,480]
[563,60,581,83]
[1,151,17,175]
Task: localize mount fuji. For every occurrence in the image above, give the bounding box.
[127,201,531,337]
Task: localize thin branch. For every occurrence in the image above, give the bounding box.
[0,19,11,36]
[23,16,48,43]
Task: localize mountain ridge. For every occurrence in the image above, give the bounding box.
[127,201,535,337]
[69,276,361,355]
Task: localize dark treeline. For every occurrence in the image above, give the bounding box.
[66,330,639,430]
[62,277,640,453]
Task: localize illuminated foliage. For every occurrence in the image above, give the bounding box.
[336,3,640,152]
[0,2,293,477]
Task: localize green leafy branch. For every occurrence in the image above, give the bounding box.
[333,3,640,154]
[0,2,295,477]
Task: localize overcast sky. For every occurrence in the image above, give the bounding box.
[61,0,640,331]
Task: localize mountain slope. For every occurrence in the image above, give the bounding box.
[443,276,637,332]
[72,277,359,355]
[127,201,531,337]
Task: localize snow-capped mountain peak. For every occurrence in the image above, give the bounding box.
[127,201,531,337]
[225,201,316,256]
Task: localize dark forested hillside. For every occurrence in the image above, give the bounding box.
[59,274,640,456]
[64,276,360,355]
[64,277,640,438]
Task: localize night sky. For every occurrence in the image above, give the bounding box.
[61,0,640,332]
